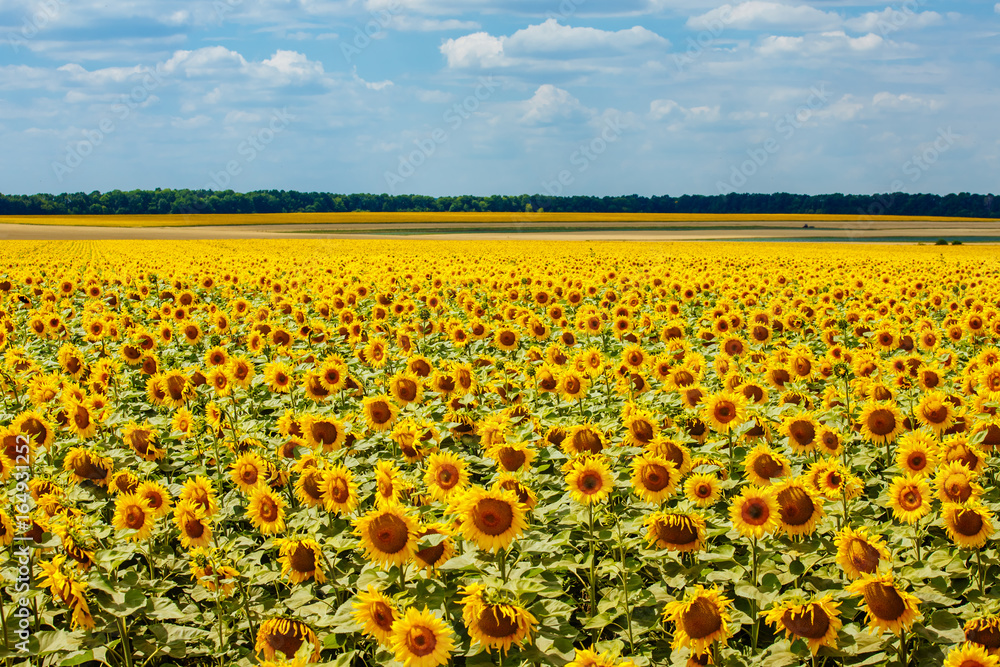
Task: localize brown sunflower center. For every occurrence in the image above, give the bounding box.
[436,464,460,490]
[640,464,671,492]
[867,409,897,436]
[472,498,514,536]
[289,543,316,573]
[954,509,985,537]
[416,532,447,567]
[714,401,736,423]
[239,465,259,486]
[752,454,783,480]
[369,514,409,554]
[564,377,581,394]
[327,476,350,504]
[311,421,339,446]
[579,471,603,494]
[781,607,830,639]
[266,624,305,658]
[777,486,815,526]
[907,453,926,471]
[372,602,394,632]
[944,474,973,502]
[184,518,206,539]
[395,616,432,655]
[498,448,526,471]
[125,506,146,530]
[654,517,698,546]
[631,420,654,443]
[789,421,816,446]
[258,497,278,521]
[899,488,923,511]
[572,430,603,455]
[741,498,770,525]
[302,472,324,501]
[396,379,418,401]
[966,623,1000,649]
[683,597,723,640]
[369,401,392,424]
[695,483,713,498]
[477,607,520,638]
[863,582,907,622]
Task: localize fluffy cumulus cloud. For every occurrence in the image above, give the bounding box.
[441,19,667,68]
[757,31,885,57]
[520,84,593,124]
[686,2,841,32]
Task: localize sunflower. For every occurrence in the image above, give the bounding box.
[623,409,659,447]
[487,441,536,473]
[188,547,240,596]
[942,501,995,549]
[834,526,889,579]
[174,500,213,549]
[376,460,408,507]
[743,444,790,487]
[915,390,956,435]
[566,455,614,505]
[353,586,398,646]
[648,437,694,476]
[108,470,139,495]
[36,555,95,631]
[63,447,112,487]
[684,473,722,507]
[774,478,825,537]
[263,361,295,394]
[630,454,679,504]
[729,486,780,539]
[413,523,456,571]
[135,480,172,519]
[424,451,470,502]
[13,409,55,449]
[276,538,326,585]
[701,391,747,434]
[564,423,605,456]
[858,400,906,445]
[247,486,287,535]
[662,586,733,654]
[763,596,842,655]
[390,370,424,405]
[936,460,982,503]
[943,437,987,475]
[390,607,456,667]
[644,511,707,552]
[491,473,538,510]
[112,493,155,541]
[63,400,98,439]
[895,432,938,478]
[847,572,921,635]
[559,369,589,402]
[255,617,321,662]
[461,584,537,655]
[301,414,346,452]
[965,615,1000,653]
[320,465,358,515]
[225,451,264,493]
[456,487,528,552]
[944,643,1000,667]
[294,468,327,508]
[807,460,863,501]
[355,504,419,568]
[363,395,399,433]
[180,475,219,516]
[781,412,820,454]
[888,476,932,524]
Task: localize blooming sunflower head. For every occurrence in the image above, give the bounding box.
[847,572,921,636]
[662,585,733,654]
[763,595,842,655]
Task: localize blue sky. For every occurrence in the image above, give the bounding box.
[1,0,998,197]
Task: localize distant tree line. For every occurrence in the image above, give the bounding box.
[0,190,996,218]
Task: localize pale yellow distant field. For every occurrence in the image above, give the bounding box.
[0,211,995,228]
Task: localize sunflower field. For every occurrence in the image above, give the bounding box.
[2,239,1000,667]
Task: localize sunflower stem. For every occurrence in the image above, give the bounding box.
[897,629,906,666]
[977,547,985,595]
[616,516,635,655]
[913,516,921,563]
[751,535,759,652]
[118,616,135,667]
[397,562,407,596]
[235,576,258,643]
[588,502,598,641]
[497,546,508,584]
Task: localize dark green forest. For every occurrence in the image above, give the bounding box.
[0,190,997,218]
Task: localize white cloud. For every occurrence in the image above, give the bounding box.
[389,16,480,31]
[996,3,999,13]
[441,19,667,68]
[687,2,841,32]
[520,84,593,125]
[845,9,944,33]
[757,31,884,56]
[171,115,212,129]
[352,68,394,91]
[649,99,720,123]
[872,92,941,111]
